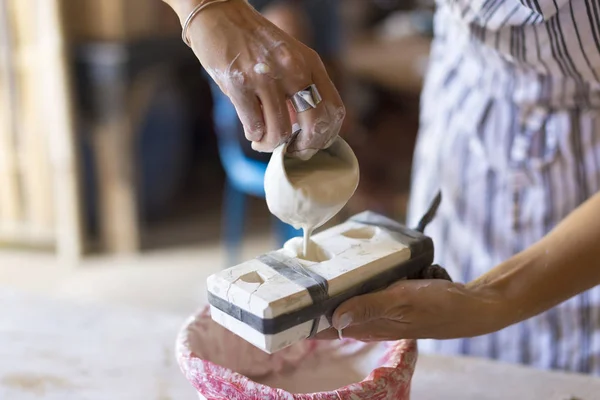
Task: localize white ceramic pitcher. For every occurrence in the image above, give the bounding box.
[264,128,360,248]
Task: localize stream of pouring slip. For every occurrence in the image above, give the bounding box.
[303,228,312,261]
[286,124,313,259]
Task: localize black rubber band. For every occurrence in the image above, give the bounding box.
[349,211,429,253]
[257,252,329,338]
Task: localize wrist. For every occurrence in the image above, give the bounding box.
[165,0,249,25]
[471,285,513,334]
[465,254,538,332]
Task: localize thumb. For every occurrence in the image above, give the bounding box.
[331,292,390,331]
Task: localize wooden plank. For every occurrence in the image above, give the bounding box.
[12,45,55,237]
[0,0,22,230]
[35,0,85,261]
[92,117,141,254]
[0,0,84,257]
[14,0,55,234]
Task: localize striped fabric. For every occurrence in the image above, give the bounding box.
[406,0,600,374]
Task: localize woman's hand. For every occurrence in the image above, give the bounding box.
[166,0,345,160]
[315,279,508,341]
[318,190,600,343]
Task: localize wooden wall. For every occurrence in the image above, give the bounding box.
[0,0,83,261]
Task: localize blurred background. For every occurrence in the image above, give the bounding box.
[0,0,435,396]
[0,0,433,315]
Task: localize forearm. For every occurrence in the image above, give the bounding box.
[468,191,600,328]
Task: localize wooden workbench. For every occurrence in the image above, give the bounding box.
[1,289,599,399]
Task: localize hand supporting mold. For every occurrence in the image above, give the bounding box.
[164,0,345,160]
[317,191,600,342]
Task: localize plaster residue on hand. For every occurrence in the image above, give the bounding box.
[265,39,286,55]
[206,30,286,88]
[288,103,346,160]
[446,285,502,304]
[205,53,245,93]
[254,62,272,75]
[254,25,286,54]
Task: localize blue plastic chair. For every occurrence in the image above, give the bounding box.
[210,82,301,266]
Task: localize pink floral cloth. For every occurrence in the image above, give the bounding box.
[176,307,417,399]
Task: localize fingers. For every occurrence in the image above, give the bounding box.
[287,54,346,160]
[252,81,292,152]
[229,92,266,142]
[331,289,398,331]
[313,284,420,342]
[208,35,344,157]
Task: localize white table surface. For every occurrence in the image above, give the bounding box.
[2,288,599,400]
[0,289,196,400]
[412,353,600,399]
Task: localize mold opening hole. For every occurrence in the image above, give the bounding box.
[341,226,377,240]
[238,271,266,285]
[297,240,334,263]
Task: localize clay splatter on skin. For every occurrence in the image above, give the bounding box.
[446,286,501,304]
[206,53,245,92]
[416,283,431,291]
[288,103,346,160]
[254,63,272,74]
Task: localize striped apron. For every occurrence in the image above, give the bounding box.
[407,0,600,374]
